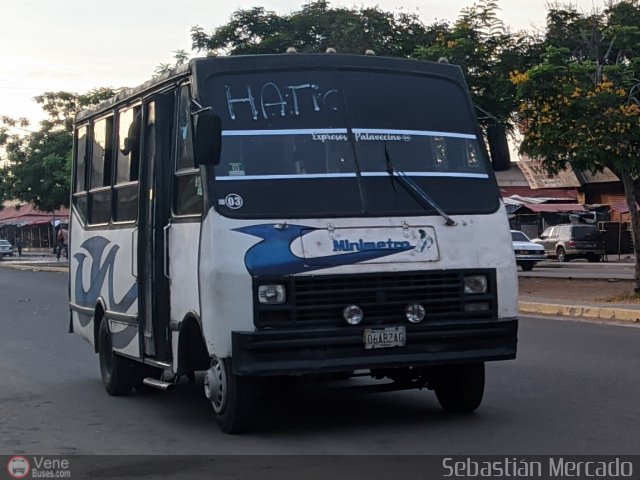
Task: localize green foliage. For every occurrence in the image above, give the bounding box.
[0,88,120,212]
[34,87,121,133]
[414,0,544,130]
[154,50,191,77]
[0,166,12,207]
[190,1,433,57]
[515,1,640,177]
[191,0,542,133]
[515,1,640,287]
[9,129,72,212]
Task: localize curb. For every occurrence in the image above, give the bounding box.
[519,301,640,324]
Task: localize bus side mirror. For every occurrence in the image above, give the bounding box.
[193,112,222,166]
[486,124,511,172]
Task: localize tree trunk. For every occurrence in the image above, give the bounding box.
[619,169,640,292]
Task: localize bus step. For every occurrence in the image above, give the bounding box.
[141,377,174,391]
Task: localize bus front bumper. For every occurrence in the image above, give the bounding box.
[232,318,518,376]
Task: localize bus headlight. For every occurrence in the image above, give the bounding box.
[464,275,487,294]
[258,285,286,304]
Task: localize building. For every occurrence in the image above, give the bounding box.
[495,158,632,254]
[496,159,578,201]
[0,201,69,249]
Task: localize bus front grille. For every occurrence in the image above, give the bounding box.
[254,270,496,329]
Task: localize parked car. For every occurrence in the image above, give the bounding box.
[0,239,14,258]
[533,224,605,262]
[511,230,546,271]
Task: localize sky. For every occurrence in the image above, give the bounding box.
[0,0,600,126]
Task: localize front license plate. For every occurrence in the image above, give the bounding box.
[363,326,406,350]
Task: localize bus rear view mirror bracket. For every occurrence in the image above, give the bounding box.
[486,124,511,172]
[193,111,222,166]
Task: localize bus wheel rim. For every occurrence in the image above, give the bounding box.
[204,358,227,414]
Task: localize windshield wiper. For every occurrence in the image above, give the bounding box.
[384,145,457,226]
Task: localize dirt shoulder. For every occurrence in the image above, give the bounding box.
[518,277,640,305]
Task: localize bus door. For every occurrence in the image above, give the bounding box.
[164,84,203,355]
[138,92,174,362]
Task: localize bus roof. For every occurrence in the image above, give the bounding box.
[75,54,467,123]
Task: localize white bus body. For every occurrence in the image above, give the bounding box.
[69,54,518,433]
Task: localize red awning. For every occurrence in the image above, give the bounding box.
[500,186,578,200]
[522,203,586,213]
[0,215,58,227]
[0,204,69,226]
[609,202,628,213]
[609,201,631,213]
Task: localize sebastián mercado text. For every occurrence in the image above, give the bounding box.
[442,457,633,478]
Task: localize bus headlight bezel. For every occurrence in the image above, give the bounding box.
[258,284,286,304]
[405,303,426,323]
[343,305,364,325]
[463,275,488,295]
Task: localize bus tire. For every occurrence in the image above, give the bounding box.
[433,363,484,413]
[204,357,256,434]
[98,318,138,396]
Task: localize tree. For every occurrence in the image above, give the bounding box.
[0,88,120,212]
[189,0,541,133]
[34,87,120,133]
[0,166,12,208]
[514,1,640,289]
[8,128,73,212]
[0,117,28,208]
[413,0,544,130]
[190,1,434,57]
[154,49,191,77]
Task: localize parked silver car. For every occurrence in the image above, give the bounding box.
[0,239,14,258]
[511,230,546,271]
[533,224,605,262]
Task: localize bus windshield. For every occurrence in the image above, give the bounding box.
[206,68,498,218]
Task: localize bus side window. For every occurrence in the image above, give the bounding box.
[88,116,114,225]
[173,85,202,216]
[72,126,89,223]
[114,106,141,222]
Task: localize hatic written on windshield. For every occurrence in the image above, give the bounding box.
[225,82,339,120]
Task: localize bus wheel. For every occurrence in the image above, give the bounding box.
[204,357,256,434]
[433,363,484,413]
[98,319,138,396]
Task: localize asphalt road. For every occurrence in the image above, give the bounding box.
[1,268,639,456]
